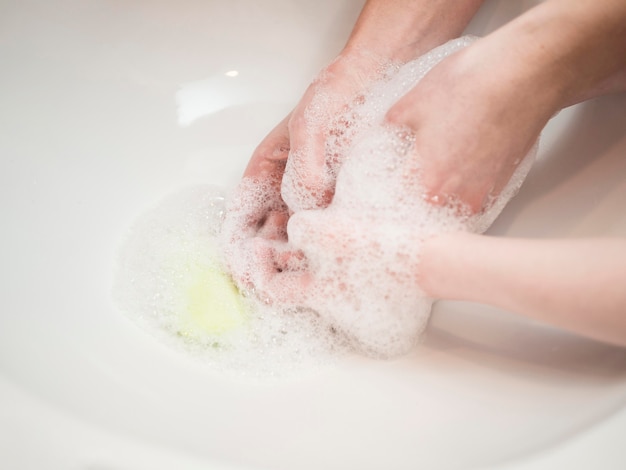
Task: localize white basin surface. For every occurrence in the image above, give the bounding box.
[1,1,626,469]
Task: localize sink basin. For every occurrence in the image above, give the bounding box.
[1,1,625,469]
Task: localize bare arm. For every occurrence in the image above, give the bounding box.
[413,0,626,345]
[384,0,626,213]
[421,233,626,347]
[490,0,626,106]
[228,0,485,288]
[343,0,484,61]
[265,0,485,212]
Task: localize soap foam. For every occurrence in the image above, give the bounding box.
[222,36,538,358]
[117,37,538,373]
[281,52,401,212]
[114,186,349,379]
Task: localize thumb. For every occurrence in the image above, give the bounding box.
[243,114,291,180]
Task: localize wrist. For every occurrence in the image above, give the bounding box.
[419,232,475,300]
[344,0,484,64]
[485,0,626,109]
[420,232,506,304]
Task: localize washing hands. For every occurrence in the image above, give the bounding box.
[223,0,626,350]
[222,0,482,293]
[220,50,397,296]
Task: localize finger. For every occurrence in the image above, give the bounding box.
[244,113,291,179]
[256,210,289,241]
[230,114,291,241]
[239,237,312,305]
[222,176,284,241]
[229,236,283,293]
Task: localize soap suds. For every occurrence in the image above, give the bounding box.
[116,36,538,374]
[222,36,538,358]
[114,186,349,378]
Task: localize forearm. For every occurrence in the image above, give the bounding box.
[474,0,626,110]
[343,0,484,61]
[421,233,626,346]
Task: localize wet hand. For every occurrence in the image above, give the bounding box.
[384,40,556,214]
[280,50,402,211]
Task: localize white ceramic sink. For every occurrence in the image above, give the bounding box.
[1,1,625,469]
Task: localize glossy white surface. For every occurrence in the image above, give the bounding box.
[1,1,625,469]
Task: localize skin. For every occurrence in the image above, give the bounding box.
[420,234,626,347]
[403,0,626,346]
[231,0,626,345]
[385,0,626,212]
[243,0,484,213]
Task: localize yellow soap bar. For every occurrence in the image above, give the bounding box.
[183,262,247,336]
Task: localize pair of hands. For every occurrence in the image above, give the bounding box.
[217,0,626,353]
[221,32,561,325]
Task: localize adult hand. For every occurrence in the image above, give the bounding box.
[384,0,626,214]
[240,47,401,214]
[236,0,485,215]
[384,40,553,215]
[256,206,431,357]
[280,50,395,212]
[222,0,490,297]
[221,52,395,289]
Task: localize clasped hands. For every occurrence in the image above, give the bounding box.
[222,38,547,308]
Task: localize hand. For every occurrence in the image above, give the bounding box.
[221,51,394,289]
[281,50,400,212]
[224,0,484,293]
[384,40,553,214]
[384,0,626,215]
[254,207,432,357]
[219,175,290,296]
[219,115,290,291]
[253,124,451,356]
